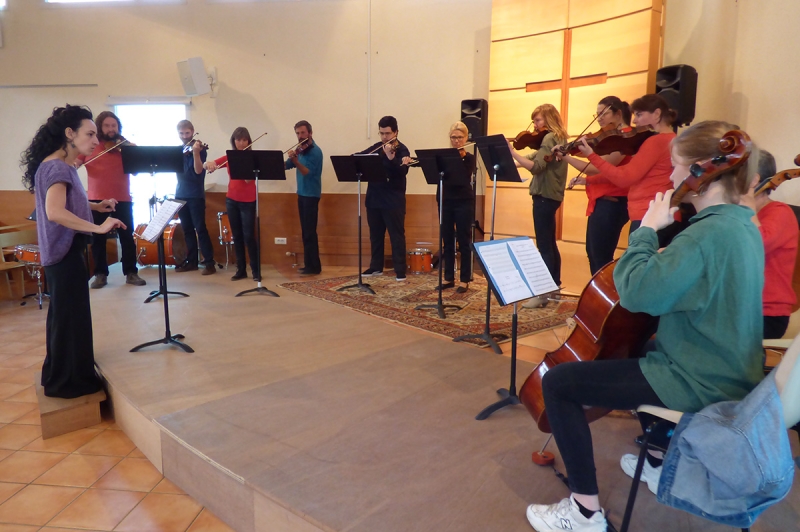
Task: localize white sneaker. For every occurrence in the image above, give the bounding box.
[526,495,607,532]
[620,453,661,494]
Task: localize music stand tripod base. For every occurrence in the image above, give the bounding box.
[130,334,193,353]
[236,282,279,297]
[144,289,188,304]
[337,276,375,295]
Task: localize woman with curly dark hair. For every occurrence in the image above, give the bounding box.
[22,104,125,398]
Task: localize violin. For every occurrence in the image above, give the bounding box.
[509,121,549,151]
[367,137,400,155]
[754,154,800,196]
[84,136,130,166]
[544,125,656,162]
[294,137,312,155]
[671,130,752,207]
[183,139,209,154]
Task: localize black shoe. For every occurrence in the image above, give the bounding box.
[201,263,217,276]
[301,269,321,275]
[436,281,455,291]
[298,267,309,274]
[362,268,383,276]
[231,271,247,281]
[396,274,407,281]
[253,274,262,282]
[456,284,469,294]
[175,262,198,273]
[634,434,645,446]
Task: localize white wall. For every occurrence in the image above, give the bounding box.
[0,0,492,194]
[664,0,800,204]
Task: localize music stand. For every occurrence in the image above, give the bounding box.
[453,135,521,354]
[121,146,189,303]
[130,199,193,353]
[413,148,465,318]
[330,154,387,295]
[227,149,284,298]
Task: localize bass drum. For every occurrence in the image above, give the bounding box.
[134,222,187,266]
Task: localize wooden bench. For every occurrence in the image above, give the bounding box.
[0,228,38,299]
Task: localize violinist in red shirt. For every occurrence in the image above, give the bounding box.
[740,150,799,339]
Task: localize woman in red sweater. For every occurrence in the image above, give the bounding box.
[559,96,632,274]
[575,94,677,233]
[204,127,260,281]
[740,150,799,339]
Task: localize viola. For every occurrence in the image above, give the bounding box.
[755,154,800,196]
[544,125,655,162]
[519,262,658,433]
[670,130,752,207]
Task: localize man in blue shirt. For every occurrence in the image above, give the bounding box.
[286,120,323,275]
[175,120,216,275]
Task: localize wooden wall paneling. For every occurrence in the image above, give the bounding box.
[489,186,535,238]
[647,6,665,92]
[489,31,565,91]
[568,0,659,29]
[561,189,590,243]
[491,0,569,42]
[487,88,563,137]
[0,191,36,227]
[569,11,655,79]
[566,72,650,134]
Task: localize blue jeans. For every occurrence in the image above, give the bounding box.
[532,195,562,286]
[177,197,215,266]
[225,198,258,276]
[586,196,628,275]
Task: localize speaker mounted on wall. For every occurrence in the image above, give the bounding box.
[461,99,489,140]
[655,64,698,127]
[177,57,211,97]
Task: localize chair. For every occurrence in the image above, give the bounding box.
[622,338,800,532]
[0,229,38,300]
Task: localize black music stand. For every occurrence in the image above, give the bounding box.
[413,148,465,318]
[453,135,521,354]
[121,146,189,303]
[227,149,284,298]
[130,199,193,353]
[330,154,387,295]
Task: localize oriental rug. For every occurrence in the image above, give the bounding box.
[280,272,577,348]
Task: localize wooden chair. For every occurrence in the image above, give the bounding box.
[0,228,38,300]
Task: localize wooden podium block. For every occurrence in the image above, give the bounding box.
[34,372,106,439]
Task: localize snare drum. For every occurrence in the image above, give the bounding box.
[134,222,187,266]
[407,248,432,274]
[14,244,41,265]
[218,212,234,245]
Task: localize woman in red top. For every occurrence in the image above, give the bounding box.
[740,150,799,339]
[576,94,677,233]
[204,127,260,281]
[559,96,632,274]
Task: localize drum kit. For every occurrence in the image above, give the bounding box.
[13,244,48,309]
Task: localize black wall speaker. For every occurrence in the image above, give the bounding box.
[460,99,489,140]
[655,65,698,127]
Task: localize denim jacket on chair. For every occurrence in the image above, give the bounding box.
[656,373,795,528]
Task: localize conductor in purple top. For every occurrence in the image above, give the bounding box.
[21,105,125,399]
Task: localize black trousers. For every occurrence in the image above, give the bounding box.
[764,315,790,340]
[585,197,629,275]
[542,358,665,495]
[367,207,406,275]
[90,201,137,276]
[441,201,473,283]
[532,195,562,286]
[177,197,215,266]
[225,198,259,276]
[42,235,103,399]
[298,195,321,272]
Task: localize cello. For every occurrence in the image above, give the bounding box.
[519,129,753,434]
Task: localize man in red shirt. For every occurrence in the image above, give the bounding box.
[742,150,799,339]
[76,111,145,288]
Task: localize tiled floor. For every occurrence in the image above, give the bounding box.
[0,338,234,531]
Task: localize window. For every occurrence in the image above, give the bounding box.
[113,104,187,225]
[0,0,6,9]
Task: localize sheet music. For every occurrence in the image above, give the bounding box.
[477,243,533,302]
[141,200,183,243]
[507,239,559,295]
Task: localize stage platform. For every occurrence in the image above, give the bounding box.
[71,264,800,531]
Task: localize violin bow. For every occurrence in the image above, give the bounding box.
[83,138,129,166]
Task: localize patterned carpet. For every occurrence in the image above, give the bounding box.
[279,272,577,347]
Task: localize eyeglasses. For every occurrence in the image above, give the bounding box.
[450,135,466,141]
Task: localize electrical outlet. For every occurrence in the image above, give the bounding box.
[274,237,287,245]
